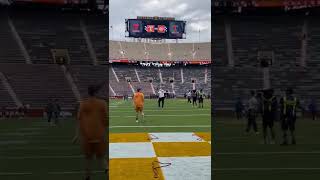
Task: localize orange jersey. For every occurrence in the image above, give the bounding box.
[133,92,144,107]
[78,97,107,142]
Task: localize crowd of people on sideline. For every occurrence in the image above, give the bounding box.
[0,103,29,119]
[185,89,206,108]
[234,88,318,145]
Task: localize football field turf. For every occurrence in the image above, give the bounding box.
[0,118,106,180]
[109,98,211,133]
[213,116,320,180]
[109,98,211,179]
[0,98,211,180]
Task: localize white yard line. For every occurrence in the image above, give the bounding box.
[0,147,79,150]
[111,109,210,112]
[110,114,210,118]
[0,171,104,176]
[110,101,126,108]
[48,170,104,175]
[109,106,210,109]
[0,172,33,176]
[0,155,82,160]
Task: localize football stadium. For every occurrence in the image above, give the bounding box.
[213,1,320,180]
[109,0,211,179]
[0,1,108,180]
[109,41,211,179]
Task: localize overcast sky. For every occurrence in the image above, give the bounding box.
[109,0,211,43]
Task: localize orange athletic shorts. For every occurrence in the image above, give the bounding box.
[135,106,144,112]
[81,139,107,158]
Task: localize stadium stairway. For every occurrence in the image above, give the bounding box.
[8,11,106,65]
[131,82,154,96]
[61,65,81,102]
[83,16,107,65]
[69,65,108,100]
[80,20,98,65]
[0,72,18,107]
[0,13,25,64]
[0,64,77,109]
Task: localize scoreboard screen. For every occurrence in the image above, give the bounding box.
[126,19,186,39]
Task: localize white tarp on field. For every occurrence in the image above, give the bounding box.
[109,142,156,159]
[158,156,211,180]
[149,132,204,142]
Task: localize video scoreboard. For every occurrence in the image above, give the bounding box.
[126,17,186,39]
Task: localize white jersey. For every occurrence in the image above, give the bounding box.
[248,97,258,111]
[158,89,165,98]
[187,92,191,97]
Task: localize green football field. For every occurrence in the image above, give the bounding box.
[0,118,106,180]
[109,98,211,133]
[0,98,211,180]
[4,99,319,179]
[213,116,320,180]
[109,98,211,179]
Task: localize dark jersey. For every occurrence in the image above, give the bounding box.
[309,102,317,112]
[52,103,61,113]
[198,92,204,99]
[46,103,53,113]
[235,101,244,112]
[262,96,277,115]
[192,91,197,98]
